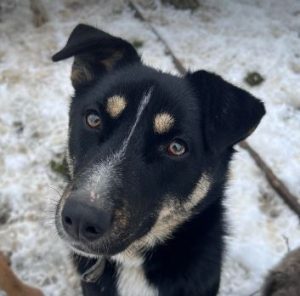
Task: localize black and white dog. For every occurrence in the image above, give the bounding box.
[52,24,265,296]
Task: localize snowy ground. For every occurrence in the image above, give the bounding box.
[0,0,300,295]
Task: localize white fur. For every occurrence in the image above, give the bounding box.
[112,252,143,267]
[113,255,158,296]
[117,265,158,296]
[119,88,153,154]
[65,146,74,178]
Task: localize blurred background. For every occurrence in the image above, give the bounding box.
[0,0,300,295]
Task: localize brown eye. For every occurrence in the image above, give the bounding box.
[167,140,187,156]
[86,112,101,128]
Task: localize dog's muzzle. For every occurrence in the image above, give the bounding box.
[61,191,112,242]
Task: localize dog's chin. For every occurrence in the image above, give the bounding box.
[65,238,131,258]
[56,221,132,257]
[68,244,99,258]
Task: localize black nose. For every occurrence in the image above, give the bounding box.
[61,197,111,242]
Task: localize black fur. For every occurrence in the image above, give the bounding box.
[52,24,265,296]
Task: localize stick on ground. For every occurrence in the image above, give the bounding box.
[240,141,300,218]
[30,0,48,27]
[129,1,300,218]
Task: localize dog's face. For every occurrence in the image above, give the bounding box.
[52,24,265,258]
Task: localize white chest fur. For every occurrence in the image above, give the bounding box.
[112,254,158,296]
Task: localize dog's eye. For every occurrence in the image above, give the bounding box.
[167,140,187,156]
[86,112,101,128]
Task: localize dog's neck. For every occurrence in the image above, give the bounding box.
[110,249,157,296]
[111,250,144,268]
[78,187,225,296]
[108,195,224,296]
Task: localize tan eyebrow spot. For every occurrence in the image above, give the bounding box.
[154,113,175,134]
[106,95,127,118]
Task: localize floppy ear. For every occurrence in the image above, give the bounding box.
[52,24,141,88]
[186,70,266,154]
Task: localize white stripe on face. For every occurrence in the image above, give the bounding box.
[118,87,153,156]
[84,88,153,195]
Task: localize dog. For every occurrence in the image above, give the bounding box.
[262,246,300,296]
[51,24,265,296]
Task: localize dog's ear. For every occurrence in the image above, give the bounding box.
[52,24,141,88]
[186,70,266,154]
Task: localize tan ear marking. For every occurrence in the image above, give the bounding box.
[154,113,175,134]
[106,95,127,118]
[71,58,94,87]
[100,51,123,71]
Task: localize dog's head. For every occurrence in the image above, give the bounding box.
[52,24,265,258]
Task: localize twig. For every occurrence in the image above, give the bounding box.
[240,141,300,218]
[30,0,48,27]
[282,235,291,252]
[129,1,186,75]
[248,289,260,296]
[129,1,300,218]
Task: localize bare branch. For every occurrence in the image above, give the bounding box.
[240,141,300,218]
[30,0,48,27]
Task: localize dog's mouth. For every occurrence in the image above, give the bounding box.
[55,199,149,257]
[68,242,99,258]
[56,214,134,257]
[60,229,144,258]
[54,178,159,258]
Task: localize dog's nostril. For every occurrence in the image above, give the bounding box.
[85,226,101,235]
[64,216,72,225]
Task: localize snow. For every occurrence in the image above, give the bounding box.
[0,0,300,295]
